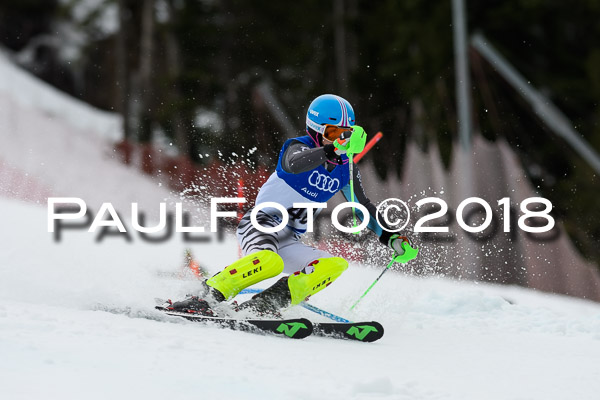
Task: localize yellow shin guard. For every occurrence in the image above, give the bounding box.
[287,257,349,305]
[206,250,284,300]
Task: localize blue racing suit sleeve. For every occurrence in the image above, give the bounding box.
[340,165,394,245]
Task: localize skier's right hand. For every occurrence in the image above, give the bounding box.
[332,130,352,155]
[388,234,410,256]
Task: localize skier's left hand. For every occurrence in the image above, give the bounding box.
[388,234,410,256]
[332,130,352,155]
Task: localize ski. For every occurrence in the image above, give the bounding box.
[155,306,313,339]
[312,321,384,342]
[154,302,383,342]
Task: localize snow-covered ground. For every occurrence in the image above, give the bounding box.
[1,197,599,400]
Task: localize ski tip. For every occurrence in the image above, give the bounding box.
[362,321,384,342]
[345,321,384,342]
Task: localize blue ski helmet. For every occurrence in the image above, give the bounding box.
[306,94,355,144]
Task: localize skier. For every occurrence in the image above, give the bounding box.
[167,94,411,316]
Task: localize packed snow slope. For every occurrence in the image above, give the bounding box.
[1,198,600,400]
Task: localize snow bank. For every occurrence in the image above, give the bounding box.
[0,49,203,224]
[0,49,121,141]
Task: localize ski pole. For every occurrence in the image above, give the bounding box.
[349,241,419,311]
[300,302,351,323]
[343,126,367,234]
[348,152,358,233]
[349,131,383,231]
[349,257,394,311]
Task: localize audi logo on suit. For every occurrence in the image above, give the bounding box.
[308,171,340,193]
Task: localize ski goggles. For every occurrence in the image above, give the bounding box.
[323,125,352,141]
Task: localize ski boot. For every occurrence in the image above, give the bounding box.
[161,250,285,317]
[287,257,348,304]
[205,249,284,300]
[237,256,349,317]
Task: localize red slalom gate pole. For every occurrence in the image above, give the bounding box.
[354,131,383,163]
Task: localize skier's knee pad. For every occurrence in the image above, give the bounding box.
[287,257,349,305]
[206,250,284,300]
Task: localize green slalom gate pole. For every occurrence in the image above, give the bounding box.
[348,152,358,233]
[350,242,419,311]
[344,126,367,234]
